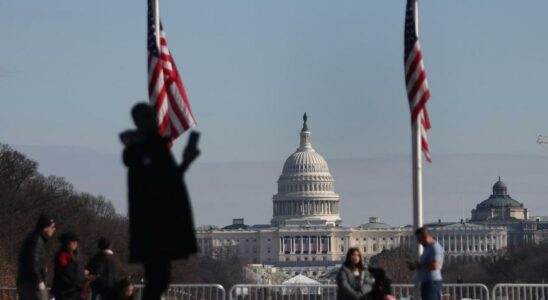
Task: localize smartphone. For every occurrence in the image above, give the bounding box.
[186,131,200,149]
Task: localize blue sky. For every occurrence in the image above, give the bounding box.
[1,0,548,163]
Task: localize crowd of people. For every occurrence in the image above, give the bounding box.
[17,214,135,300]
[17,103,200,300]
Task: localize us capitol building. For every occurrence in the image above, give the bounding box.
[196,115,547,278]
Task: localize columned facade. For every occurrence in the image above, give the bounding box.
[192,116,539,280]
[271,114,341,226]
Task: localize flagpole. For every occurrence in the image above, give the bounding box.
[412,1,424,300]
[412,120,423,300]
[152,0,160,47]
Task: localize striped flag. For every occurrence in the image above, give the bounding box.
[404,0,431,162]
[148,1,196,144]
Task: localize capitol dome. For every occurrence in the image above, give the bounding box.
[271,114,341,227]
[282,151,329,174]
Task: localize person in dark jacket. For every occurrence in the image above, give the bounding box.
[365,268,396,300]
[52,231,85,300]
[337,248,370,300]
[17,214,56,300]
[121,103,199,300]
[87,237,117,300]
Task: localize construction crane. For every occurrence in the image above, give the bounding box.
[537,135,548,144]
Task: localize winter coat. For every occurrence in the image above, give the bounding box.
[87,251,116,300]
[336,266,370,300]
[123,132,197,263]
[17,231,49,285]
[51,251,85,300]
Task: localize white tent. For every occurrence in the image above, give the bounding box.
[282,275,321,295]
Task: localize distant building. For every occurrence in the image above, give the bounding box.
[471,177,528,221]
[271,113,341,227]
[196,115,509,278]
[469,178,548,246]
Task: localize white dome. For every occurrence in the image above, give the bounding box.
[282,150,330,174]
[271,114,341,227]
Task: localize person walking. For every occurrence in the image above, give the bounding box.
[121,103,199,300]
[17,214,56,300]
[51,232,85,300]
[337,248,370,300]
[407,227,445,300]
[87,237,117,300]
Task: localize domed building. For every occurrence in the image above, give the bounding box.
[195,116,510,278]
[271,114,341,227]
[471,177,528,221]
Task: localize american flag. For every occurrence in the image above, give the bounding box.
[404,0,431,162]
[148,1,196,144]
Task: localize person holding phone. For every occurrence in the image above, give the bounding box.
[406,227,444,300]
[121,103,200,300]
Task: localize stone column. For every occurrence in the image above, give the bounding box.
[320,201,324,215]
[472,235,476,252]
[317,236,320,252]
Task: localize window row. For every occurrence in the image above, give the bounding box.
[279,183,334,193]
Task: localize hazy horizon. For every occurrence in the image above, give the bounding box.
[12,144,548,228]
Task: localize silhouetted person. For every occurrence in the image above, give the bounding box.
[337,248,370,300]
[407,227,445,300]
[17,214,56,300]
[365,268,395,300]
[121,103,199,300]
[87,237,117,300]
[52,231,85,300]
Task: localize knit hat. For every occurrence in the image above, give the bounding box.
[36,214,55,230]
[98,237,111,250]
